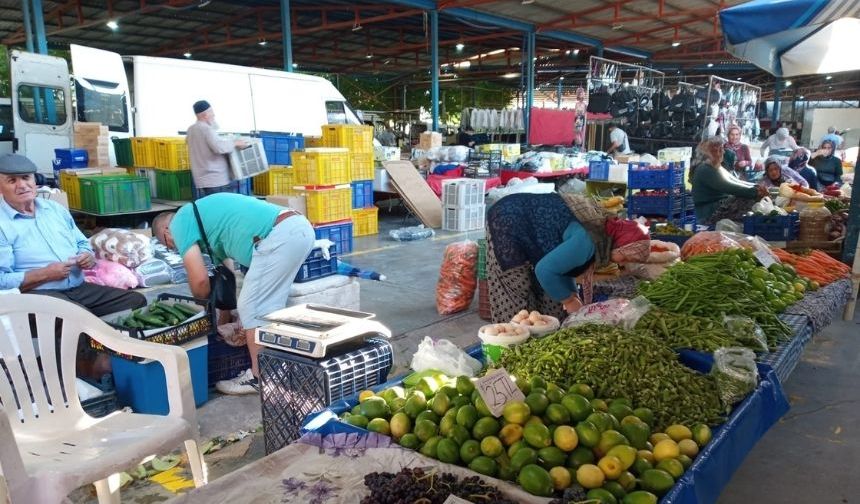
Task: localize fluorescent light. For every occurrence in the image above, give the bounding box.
[352,24,363,32]
[785,80,792,86]
[502,72,521,79]
[106,20,119,30]
[366,53,373,59]
[522,0,535,4]
[456,43,465,51]
[454,61,471,69]
[258,40,267,46]
[573,49,580,55]
[183,52,192,58]
[799,95,804,99]
[671,41,680,47]
[706,63,714,67]
[826,75,832,80]
[292,62,298,68]
[559,76,565,81]
[565,50,571,55]
[736,77,742,81]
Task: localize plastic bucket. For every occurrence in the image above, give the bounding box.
[479,325,529,365]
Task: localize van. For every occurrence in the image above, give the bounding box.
[10,45,359,174]
[0,97,13,156]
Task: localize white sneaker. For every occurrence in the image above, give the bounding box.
[215,369,259,395]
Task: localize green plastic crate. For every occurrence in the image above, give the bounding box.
[111,137,134,168]
[155,169,193,201]
[80,175,151,215]
[477,238,487,280]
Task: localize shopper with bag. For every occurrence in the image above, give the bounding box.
[484,192,650,323]
[153,193,314,394]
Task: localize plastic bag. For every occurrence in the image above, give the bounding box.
[90,228,153,268]
[751,197,787,216]
[435,241,478,315]
[562,296,651,331]
[711,347,758,411]
[410,336,482,377]
[722,316,768,352]
[646,240,681,264]
[390,225,435,242]
[715,219,743,233]
[134,259,173,287]
[84,259,139,289]
[679,231,742,260]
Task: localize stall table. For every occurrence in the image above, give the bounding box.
[499,168,587,185]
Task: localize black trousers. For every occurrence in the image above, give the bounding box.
[35,282,147,317]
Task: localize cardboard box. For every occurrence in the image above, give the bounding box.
[75,136,110,148]
[61,167,127,177]
[419,131,442,150]
[36,189,69,209]
[74,122,109,136]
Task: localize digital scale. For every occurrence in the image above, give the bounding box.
[254,304,391,358]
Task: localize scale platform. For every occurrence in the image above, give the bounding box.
[255,304,391,358]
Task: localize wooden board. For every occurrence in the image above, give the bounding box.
[382,160,442,228]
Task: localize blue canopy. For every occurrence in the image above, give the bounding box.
[720,0,860,76]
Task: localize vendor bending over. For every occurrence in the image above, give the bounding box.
[154,194,314,395]
[485,192,650,323]
[691,137,767,225]
[0,154,146,314]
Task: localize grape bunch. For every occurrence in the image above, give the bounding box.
[548,485,588,504]
[361,467,519,504]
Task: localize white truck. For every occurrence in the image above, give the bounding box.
[10,44,360,175]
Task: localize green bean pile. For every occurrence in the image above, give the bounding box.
[637,260,791,348]
[496,324,724,429]
[635,308,767,352]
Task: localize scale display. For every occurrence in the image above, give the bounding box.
[255,304,390,358]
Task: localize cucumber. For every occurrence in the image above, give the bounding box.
[171,303,199,317]
[134,313,165,327]
[156,302,188,322]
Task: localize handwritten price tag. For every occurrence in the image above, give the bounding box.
[475,368,525,418]
[753,249,777,269]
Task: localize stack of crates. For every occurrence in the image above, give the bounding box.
[79,175,151,214]
[253,166,294,196]
[442,178,486,232]
[153,138,194,201]
[255,131,304,166]
[291,148,354,246]
[320,125,378,238]
[58,167,128,210]
[626,162,693,226]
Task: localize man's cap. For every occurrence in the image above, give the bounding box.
[0,154,38,175]
[193,100,211,114]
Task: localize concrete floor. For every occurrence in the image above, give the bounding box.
[74,207,860,503]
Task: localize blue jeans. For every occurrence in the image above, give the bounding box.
[534,220,596,302]
[195,180,240,199]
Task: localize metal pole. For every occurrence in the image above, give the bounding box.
[430,9,439,131]
[557,79,563,109]
[595,45,604,58]
[772,78,782,126]
[21,0,34,52]
[525,30,535,144]
[281,0,293,71]
[31,0,47,54]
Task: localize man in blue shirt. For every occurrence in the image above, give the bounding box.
[0,154,146,315]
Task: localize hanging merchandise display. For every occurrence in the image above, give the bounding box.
[459,107,525,141]
[701,76,762,144]
[641,81,709,149]
[585,56,665,152]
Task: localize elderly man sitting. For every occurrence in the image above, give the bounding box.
[0,154,146,315]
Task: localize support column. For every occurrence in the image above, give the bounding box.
[30,0,47,54]
[772,78,782,125]
[525,30,535,144]
[21,0,34,52]
[595,45,604,58]
[430,9,439,131]
[281,0,293,71]
[557,78,563,109]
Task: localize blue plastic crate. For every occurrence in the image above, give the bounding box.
[314,220,354,255]
[208,334,251,386]
[350,180,374,209]
[627,162,684,189]
[295,245,338,283]
[260,338,393,453]
[53,148,88,169]
[629,193,685,215]
[255,131,304,166]
[110,338,208,415]
[743,212,800,241]
[588,160,610,181]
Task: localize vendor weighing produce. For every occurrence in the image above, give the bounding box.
[153,193,314,395]
[485,192,649,323]
[690,137,767,225]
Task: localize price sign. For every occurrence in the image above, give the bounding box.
[442,495,473,504]
[475,368,525,418]
[753,249,777,269]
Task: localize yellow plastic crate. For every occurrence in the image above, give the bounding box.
[253,166,294,195]
[321,125,374,154]
[292,148,351,186]
[131,137,170,168]
[155,138,190,170]
[352,207,379,237]
[59,171,83,209]
[350,153,375,181]
[298,186,352,225]
[304,136,324,148]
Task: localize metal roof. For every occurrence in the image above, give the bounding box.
[0,0,857,100]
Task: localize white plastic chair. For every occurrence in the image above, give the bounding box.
[0,294,206,503]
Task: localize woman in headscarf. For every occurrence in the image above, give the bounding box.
[811,139,843,187]
[760,127,799,157]
[691,136,767,225]
[758,156,809,189]
[788,148,820,191]
[724,125,753,177]
[485,192,649,322]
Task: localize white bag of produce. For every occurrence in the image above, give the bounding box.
[411,336,482,377]
[90,228,153,268]
[134,259,173,287]
[562,296,651,330]
[711,347,758,411]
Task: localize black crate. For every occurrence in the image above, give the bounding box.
[465,151,501,178]
[92,294,214,362]
[259,338,393,454]
[208,334,252,386]
[80,374,119,418]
